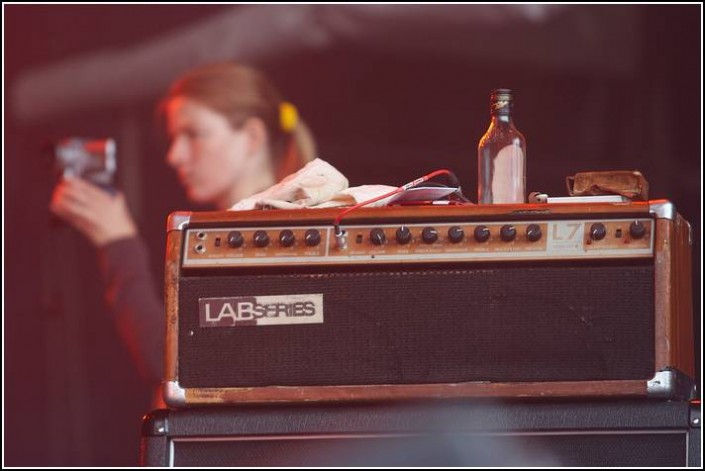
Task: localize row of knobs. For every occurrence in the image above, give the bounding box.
[222,225,539,249]
[370,224,542,246]
[226,229,322,248]
[589,221,647,240]
[220,221,645,249]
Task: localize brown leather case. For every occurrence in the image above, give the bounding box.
[566,170,649,200]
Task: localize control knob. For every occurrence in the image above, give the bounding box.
[421,227,438,244]
[500,225,517,242]
[629,221,646,239]
[526,224,542,242]
[474,225,490,243]
[396,226,412,245]
[370,228,386,246]
[448,226,464,243]
[304,229,321,247]
[227,231,244,248]
[253,230,270,248]
[279,229,296,247]
[590,223,607,241]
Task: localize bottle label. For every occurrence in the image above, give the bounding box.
[492,99,510,112]
[491,145,525,203]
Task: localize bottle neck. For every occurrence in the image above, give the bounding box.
[490,113,513,125]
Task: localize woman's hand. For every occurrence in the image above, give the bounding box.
[50,176,138,247]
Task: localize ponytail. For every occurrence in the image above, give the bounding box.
[276,101,316,180]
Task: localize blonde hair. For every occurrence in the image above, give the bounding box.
[163,63,316,180]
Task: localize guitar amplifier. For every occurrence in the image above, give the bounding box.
[162,200,694,406]
[140,400,701,467]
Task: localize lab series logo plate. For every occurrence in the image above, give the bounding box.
[199,294,323,327]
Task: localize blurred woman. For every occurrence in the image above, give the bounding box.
[50,62,317,395]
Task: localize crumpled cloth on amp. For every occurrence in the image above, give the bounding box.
[230,158,395,211]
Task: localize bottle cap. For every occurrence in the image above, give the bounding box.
[490,89,513,114]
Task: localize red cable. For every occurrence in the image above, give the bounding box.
[333,169,452,237]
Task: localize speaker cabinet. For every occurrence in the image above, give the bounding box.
[140,400,700,467]
[163,201,694,405]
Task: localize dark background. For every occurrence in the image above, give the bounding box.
[4,5,701,466]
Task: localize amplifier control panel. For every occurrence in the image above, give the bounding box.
[181,218,653,268]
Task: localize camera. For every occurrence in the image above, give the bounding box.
[54,137,117,190]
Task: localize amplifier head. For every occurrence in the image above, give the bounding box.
[163,200,694,405]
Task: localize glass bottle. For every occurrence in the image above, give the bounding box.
[477,89,526,204]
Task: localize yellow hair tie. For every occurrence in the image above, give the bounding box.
[279,101,298,133]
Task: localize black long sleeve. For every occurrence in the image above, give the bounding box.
[98,237,164,385]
